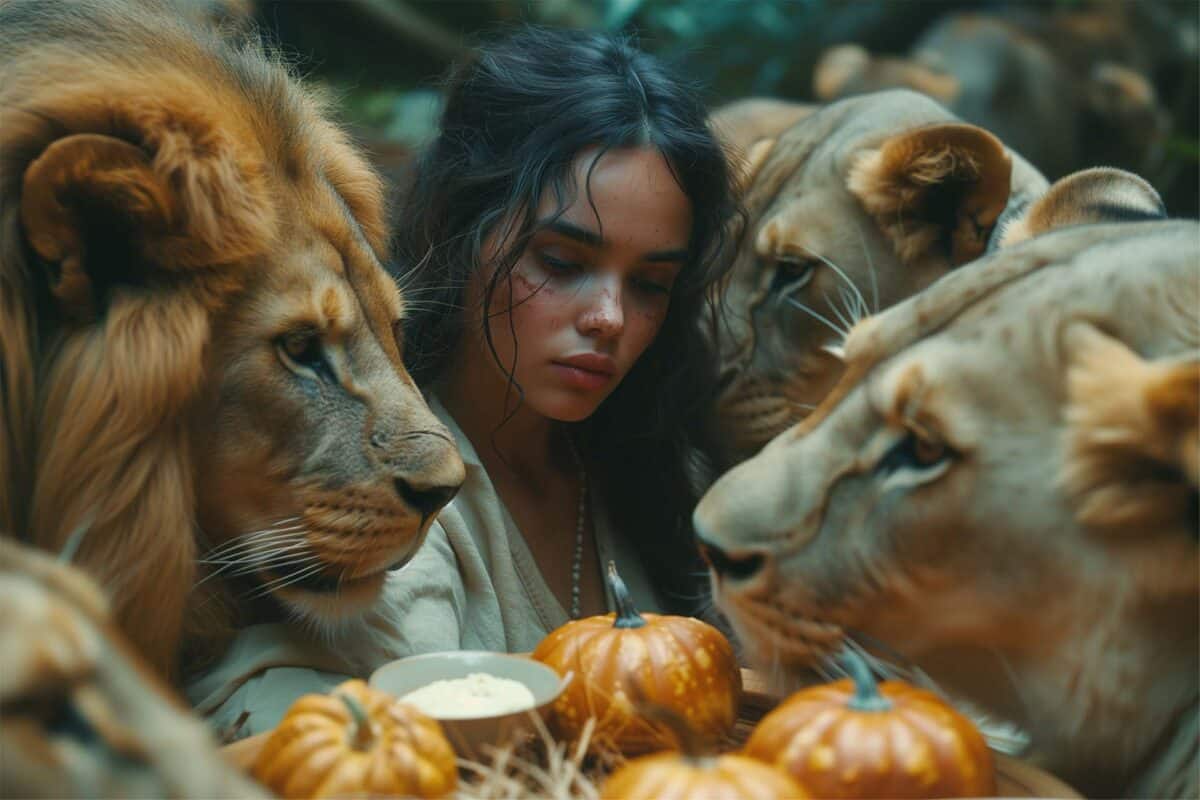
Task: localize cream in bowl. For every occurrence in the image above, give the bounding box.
[369,651,571,758]
[400,672,537,718]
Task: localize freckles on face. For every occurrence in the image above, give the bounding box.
[475,146,692,422]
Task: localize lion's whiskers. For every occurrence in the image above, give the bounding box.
[243,562,327,601]
[194,519,314,588]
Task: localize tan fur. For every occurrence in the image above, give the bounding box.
[709,97,817,154]
[1064,322,1198,533]
[696,220,1200,797]
[0,539,268,798]
[813,11,1169,179]
[0,0,464,679]
[707,91,1047,465]
[994,166,1165,249]
[815,44,961,104]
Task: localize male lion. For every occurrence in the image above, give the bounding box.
[709,90,1048,466]
[695,220,1199,797]
[0,539,266,798]
[0,0,465,680]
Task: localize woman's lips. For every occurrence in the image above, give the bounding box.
[552,355,615,391]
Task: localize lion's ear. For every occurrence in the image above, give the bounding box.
[847,123,1012,267]
[21,129,272,322]
[21,134,179,321]
[1063,321,1198,536]
[993,167,1165,250]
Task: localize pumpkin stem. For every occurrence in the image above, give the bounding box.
[336,691,376,750]
[840,648,893,712]
[607,561,646,629]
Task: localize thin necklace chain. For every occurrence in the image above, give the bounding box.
[565,435,587,620]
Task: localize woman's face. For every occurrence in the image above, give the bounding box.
[472,146,693,422]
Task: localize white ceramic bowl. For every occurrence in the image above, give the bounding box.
[369,651,571,759]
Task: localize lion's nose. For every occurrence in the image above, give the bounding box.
[394,477,459,517]
[697,536,768,582]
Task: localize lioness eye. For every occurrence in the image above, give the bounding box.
[768,256,816,294]
[912,436,947,466]
[877,431,952,476]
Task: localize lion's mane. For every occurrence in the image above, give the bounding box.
[0,0,389,678]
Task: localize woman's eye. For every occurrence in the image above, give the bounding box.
[539,253,582,274]
[876,430,952,476]
[768,256,816,294]
[633,276,672,295]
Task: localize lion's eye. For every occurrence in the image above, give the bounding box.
[276,330,332,380]
[877,431,952,476]
[768,256,817,295]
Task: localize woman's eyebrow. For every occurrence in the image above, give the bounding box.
[542,219,603,247]
[541,219,688,262]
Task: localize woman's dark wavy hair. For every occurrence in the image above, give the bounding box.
[394,25,736,613]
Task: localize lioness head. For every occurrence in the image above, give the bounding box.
[710,90,1048,465]
[812,12,1170,180]
[0,539,267,798]
[0,0,464,677]
[695,220,1199,796]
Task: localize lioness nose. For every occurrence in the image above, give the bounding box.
[697,536,767,582]
[394,478,459,517]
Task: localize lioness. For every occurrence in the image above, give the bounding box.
[695,220,1199,797]
[709,90,1048,466]
[813,10,1169,180]
[0,0,465,679]
[0,539,266,798]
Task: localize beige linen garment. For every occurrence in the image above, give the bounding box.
[186,396,662,737]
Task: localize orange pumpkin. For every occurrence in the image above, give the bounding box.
[253,679,457,799]
[601,750,809,800]
[743,650,995,798]
[532,562,741,754]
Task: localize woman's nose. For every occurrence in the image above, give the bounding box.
[578,276,623,338]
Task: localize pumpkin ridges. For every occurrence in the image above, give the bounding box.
[894,700,994,794]
[254,679,456,799]
[315,753,368,798]
[533,565,741,755]
[600,750,809,800]
[279,740,346,798]
[265,728,340,787]
[742,652,994,799]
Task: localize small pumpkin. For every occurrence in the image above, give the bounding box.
[743,650,996,798]
[532,561,741,754]
[601,750,810,800]
[253,679,457,799]
[599,700,808,800]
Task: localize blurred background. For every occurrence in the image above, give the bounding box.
[209,0,1199,216]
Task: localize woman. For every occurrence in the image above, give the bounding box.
[187,24,736,736]
[387,24,737,654]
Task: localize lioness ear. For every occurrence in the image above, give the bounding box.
[1063,321,1198,535]
[847,123,1012,266]
[21,135,175,321]
[993,167,1165,249]
[813,44,870,101]
[734,138,775,194]
[1086,63,1160,122]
